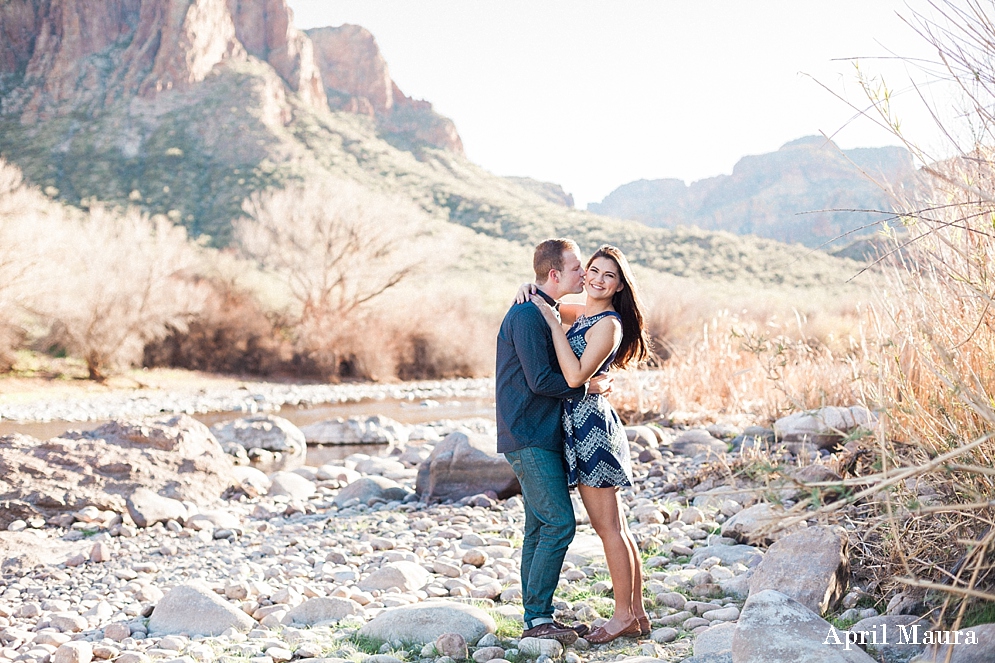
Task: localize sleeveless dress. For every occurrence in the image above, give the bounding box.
[562,311,634,488]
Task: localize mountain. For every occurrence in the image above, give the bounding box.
[0,0,866,288]
[589,136,917,248]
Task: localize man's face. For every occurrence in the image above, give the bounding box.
[557,249,586,295]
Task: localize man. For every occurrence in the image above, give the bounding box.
[496,238,608,644]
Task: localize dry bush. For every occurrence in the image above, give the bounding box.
[778,0,995,626]
[44,208,204,380]
[142,274,291,375]
[236,179,439,377]
[612,309,868,423]
[0,160,69,369]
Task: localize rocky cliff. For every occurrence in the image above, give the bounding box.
[307,25,462,153]
[0,0,467,242]
[589,137,917,248]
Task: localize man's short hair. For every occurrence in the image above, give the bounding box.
[533,238,580,284]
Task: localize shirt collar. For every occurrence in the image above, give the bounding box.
[534,288,560,310]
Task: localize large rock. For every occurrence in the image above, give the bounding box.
[720,503,798,545]
[283,597,364,625]
[774,406,877,450]
[694,622,736,657]
[267,472,316,501]
[0,416,237,515]
[690,544,764,569]
[358,600,496,645]
[748,526,849,615]
[732,590,876,662]
[913,622,995,662]
[210,415,307,472]
[0,531,89,573]
[333,476,410,507]
[672,430,728,457]
[147,583,255,636]
[358,561,429,592]
[415,431,519,503]
[126,488,188,528]
[300,415,409,445]
[850,615,930,662]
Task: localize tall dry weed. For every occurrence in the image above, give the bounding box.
[787,0,995,624]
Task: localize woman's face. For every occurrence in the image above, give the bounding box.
[585,256,624,301]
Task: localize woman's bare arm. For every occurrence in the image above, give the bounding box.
[530,296,621,388]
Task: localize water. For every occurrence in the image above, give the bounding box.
[0,396,495,462]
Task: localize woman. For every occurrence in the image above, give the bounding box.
[516,244,652,643]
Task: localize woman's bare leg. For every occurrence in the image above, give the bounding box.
[618,500,647,622]
[579,484,637,633]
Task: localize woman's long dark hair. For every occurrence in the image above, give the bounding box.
[588,245,651,369]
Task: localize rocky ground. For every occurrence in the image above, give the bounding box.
[0,392,986,663]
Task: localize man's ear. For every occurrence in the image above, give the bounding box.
[548,269,559,284]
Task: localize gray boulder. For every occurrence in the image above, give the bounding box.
[774,406,877,450]
[0,415,236,516]
[300,415,409,445]
[126,488,187,528]
[210,415,307,472]
[720,503,799,545]
[694,622,736,657]
[358,600,496,645]
[672,430,728,457]
[148,583,255,635]
[267,472,316,501]
[626,426,660,449]
[748,526,849,615]
[850,615,930,662]
[284,597,364,625]
[732,590,875,662]
[333,476,410,508]
[415,431,519,503]
[913,622,995,662]
[690,544,764,568]
[358,561,429,592]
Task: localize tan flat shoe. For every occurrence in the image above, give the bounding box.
[585,618,641,644]
[637,615,651,636]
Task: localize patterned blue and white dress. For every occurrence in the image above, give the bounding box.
[562,311,633,488]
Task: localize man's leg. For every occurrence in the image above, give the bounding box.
[505,447,576,629]
[518,489,540,610]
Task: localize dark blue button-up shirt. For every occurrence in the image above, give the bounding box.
[495,290,587,454]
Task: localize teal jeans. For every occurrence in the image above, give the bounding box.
[505,447,576,629]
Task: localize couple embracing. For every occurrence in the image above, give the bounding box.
[496,238,652,645]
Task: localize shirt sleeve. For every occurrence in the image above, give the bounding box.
[511,307,588,400]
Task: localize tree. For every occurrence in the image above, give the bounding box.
[47,208,204,380]
[236,179,431,374]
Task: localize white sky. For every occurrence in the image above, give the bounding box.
[288,1,960,207]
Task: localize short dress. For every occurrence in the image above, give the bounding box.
[562,310,634,488]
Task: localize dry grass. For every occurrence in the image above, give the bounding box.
[612,277,871,424]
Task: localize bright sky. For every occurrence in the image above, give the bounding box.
[288,1,959,208]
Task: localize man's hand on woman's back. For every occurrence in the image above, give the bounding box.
[588,374,613,397]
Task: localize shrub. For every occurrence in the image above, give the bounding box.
[142,274,291,375]
[44,207,204,380]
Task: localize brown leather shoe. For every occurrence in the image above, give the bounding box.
[553,619,590,637]
[585,618,641,644]
[522,622,579,645]
[637,615,651,636]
